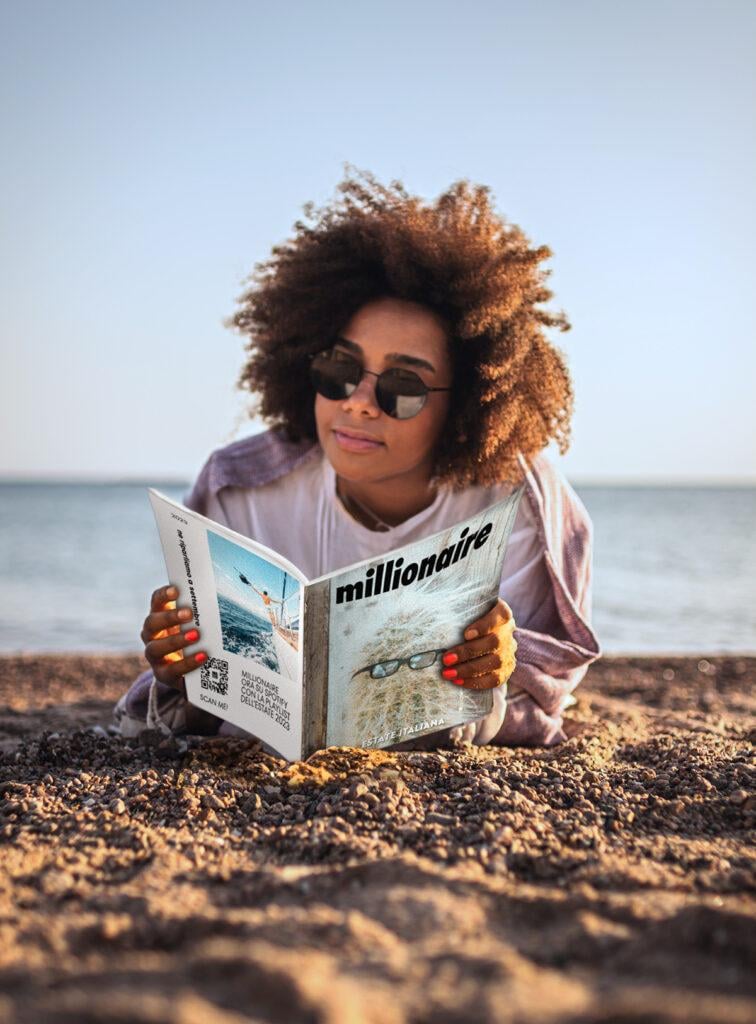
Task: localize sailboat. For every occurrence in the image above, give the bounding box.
[271,568,299,679]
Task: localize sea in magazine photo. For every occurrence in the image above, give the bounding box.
[0,480,754,1022]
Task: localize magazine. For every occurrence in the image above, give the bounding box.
[148,485,524,761]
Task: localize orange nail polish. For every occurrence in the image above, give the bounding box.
[184,629,199,643]
[442,667,458,680]
[442,652,458,666]
[195,652,207,664]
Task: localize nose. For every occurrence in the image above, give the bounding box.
[341,370,381,417]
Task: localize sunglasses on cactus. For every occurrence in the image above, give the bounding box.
[309,346,451,420]
[352,648,447,680]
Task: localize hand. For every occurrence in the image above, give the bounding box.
[440,598,517,690]
[141,584,208,695]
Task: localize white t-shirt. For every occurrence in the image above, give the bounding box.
[200,450,552,627]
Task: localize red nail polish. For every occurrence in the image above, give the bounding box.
[442,667,458,680]
[184,629,199,643]
[195,652,207,664]
[442,652,458,666]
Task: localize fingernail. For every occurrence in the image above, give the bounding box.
[167,586,178,596]
[442,652,458,666]
[184,629,199,643]
[195,652,207,664]
[442,668,458,680]
[453,679,465,686]
[178,609,192,620]
[464,629,478,641]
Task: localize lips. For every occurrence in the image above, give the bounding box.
[332,427,384,452]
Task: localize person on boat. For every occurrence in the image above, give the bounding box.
[114,166,601,748]
[249,586,284,628]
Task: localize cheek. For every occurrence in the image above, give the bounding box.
[314,394,333,442]
[407,398,450,454]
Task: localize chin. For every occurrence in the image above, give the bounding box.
[327,445,385,479]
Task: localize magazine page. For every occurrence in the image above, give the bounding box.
[148,489,307,761]
[321,488,524,750]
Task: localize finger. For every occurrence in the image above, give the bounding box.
[463,598,513,641]
[153,649,207,686]
[443,651,502,682]
[141,605,194,644]
[442,632,499,667]
[151,584,181,613]
[146,626,201,662]
[456,671,503,691]
[444,617,515,667]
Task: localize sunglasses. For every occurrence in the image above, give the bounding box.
[309,348,451,420]
[352,648,447,680]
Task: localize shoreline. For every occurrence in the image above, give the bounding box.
[0,653,754,1022]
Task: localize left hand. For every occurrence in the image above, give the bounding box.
[440,598,517,690]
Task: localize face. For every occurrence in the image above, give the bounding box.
[314,297,453,487]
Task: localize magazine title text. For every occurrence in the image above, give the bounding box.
[335,522,492,605]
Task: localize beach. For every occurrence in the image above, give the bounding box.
[0,654,754,1023]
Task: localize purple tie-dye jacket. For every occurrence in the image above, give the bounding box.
[113,429,601,751]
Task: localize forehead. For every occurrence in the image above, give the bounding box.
[340,298,450,366]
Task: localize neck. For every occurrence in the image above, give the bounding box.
[336,468,439,529]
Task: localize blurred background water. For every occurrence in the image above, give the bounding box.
[0,482,754,655]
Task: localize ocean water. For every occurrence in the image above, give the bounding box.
[217,592,279,673]
[0,482,754,655]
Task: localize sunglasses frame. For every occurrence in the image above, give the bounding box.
[308,348,451,420]
[352,648,448,680]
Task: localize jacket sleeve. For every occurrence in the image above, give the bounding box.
[490,458,601,746]
[453,455,601,748]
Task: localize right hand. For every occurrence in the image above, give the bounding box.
[141,584,208,694]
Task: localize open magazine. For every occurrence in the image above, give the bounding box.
[148,486,524,761]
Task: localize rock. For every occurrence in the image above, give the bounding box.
[729,789,749,805]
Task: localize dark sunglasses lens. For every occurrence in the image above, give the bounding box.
[376,370,428,419]
[310,352,360,400]
[311,352,429,420]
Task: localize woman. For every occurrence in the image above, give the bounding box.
[114,167,601,751]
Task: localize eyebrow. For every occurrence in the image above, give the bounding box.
[335,335,436,374]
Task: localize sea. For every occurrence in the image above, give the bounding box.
[0,482,754,656]
[216,592,279,673]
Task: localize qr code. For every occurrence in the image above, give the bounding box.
[200,657,229,696]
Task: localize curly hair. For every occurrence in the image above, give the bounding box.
[225,164,574,489]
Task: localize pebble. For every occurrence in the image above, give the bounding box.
[425,812,455,826]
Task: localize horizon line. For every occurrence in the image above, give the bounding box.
[1,474,755,488]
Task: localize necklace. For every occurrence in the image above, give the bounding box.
[336,483,392,532]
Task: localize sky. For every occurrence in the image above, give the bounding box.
[207,530,300,625]
[1,0,755,484]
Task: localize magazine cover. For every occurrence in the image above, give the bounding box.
[323,491,523,748]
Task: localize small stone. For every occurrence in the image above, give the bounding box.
[425,812,455,826]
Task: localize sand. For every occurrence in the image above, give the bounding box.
[0,653,754,1024]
